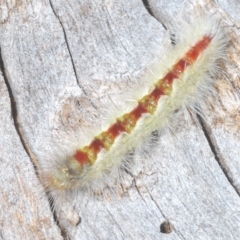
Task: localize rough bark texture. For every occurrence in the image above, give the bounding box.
[0,0,240,239]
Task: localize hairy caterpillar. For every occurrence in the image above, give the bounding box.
[42,17,227,197]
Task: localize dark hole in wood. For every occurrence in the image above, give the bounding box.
[160,221,172,233]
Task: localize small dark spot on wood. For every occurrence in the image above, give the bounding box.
[160,221,172,234]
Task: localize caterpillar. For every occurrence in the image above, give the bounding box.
[42,17,227,197]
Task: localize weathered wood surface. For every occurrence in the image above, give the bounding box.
[0,0,240,239]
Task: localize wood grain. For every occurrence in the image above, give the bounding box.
[0,0,240,239]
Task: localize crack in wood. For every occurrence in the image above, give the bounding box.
[141,0,154,16]
[49,0,98,110]
[0,47,33,161]
[197,114,240,198]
